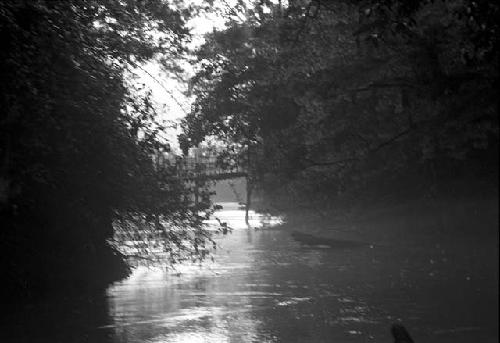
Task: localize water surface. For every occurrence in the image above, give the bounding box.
[2,202,497,343]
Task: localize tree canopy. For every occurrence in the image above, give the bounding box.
[0,0,210,297]
[182,0,498,208]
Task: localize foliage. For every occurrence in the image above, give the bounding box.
[182,0,498,208]
[0,0,210,296]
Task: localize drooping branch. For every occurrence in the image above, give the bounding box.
[369,127,412,153]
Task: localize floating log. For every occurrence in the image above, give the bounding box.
[290,231,367,249]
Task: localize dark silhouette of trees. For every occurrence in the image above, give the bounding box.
[0,0,207,298]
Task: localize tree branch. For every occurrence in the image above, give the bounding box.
[305,127,413,169]
[370,127,412,153]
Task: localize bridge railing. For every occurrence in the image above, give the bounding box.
[161,155,246,181]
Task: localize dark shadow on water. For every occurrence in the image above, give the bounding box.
[0,292,115,343]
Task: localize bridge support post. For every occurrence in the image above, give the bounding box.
[244,144,252,227]
[245,178,252,227]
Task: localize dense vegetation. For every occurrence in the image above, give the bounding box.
[0,0,497,300]
[182,0,498,210]
[0,0,209,298]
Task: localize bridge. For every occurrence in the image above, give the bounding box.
[159,153,247,182]
[178,163,247,181]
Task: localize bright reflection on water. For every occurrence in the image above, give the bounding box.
[104,202,285,343]
[99,202,497,343]
[205,201,284,230]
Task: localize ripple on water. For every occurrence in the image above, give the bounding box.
[101,203,498,343]
[275,297,311,306]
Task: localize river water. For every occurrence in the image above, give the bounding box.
[3,202,498,342]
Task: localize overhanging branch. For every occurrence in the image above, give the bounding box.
[305,126,413,169]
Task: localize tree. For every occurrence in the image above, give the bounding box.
[182,0,498,210]
[0,0,211,297]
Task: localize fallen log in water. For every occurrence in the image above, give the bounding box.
[290,231,368,249]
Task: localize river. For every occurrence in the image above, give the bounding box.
[2,201,498,342]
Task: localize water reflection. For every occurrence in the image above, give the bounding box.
[2,202,497,343]
[101,203,284,342]
[100,203,497,342]
[206,201,284,230]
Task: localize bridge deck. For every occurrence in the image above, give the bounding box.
[181,171,247,181]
